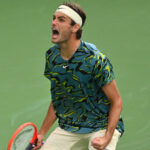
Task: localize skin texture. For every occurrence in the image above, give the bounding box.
[33,102,57,150]
[51,12,81,61]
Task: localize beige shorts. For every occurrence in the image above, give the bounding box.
[40,127,121,150]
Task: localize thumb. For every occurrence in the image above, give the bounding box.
[32,135,44,150]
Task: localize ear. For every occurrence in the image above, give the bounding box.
[72,24,81,33]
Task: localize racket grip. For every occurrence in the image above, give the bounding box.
[25,143,34,150]
[25,139,38,150]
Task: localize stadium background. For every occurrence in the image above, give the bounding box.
[0,0,150,149]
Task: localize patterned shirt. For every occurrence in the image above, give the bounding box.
[44,41,124,134]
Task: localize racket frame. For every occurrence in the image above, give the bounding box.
[7,122,38,150]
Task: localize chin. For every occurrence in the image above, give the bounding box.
[51,39,59,44]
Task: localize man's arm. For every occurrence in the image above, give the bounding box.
[33,101,57,150]
[91,80,123,150]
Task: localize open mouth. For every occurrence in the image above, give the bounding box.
[52,29,59,40]
[52,29,59,35]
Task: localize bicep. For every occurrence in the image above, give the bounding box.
[102,80,122,104]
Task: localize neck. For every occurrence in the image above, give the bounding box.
[59,38,81,60]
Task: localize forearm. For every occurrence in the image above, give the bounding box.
[102,80,123,139]
[38,101,57,137]
[91,99,122,150]
[105,96,123,138]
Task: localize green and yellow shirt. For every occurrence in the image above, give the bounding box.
[44,41,124,134]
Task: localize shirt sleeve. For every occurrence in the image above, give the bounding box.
[44,50,51,78]
[94,55,115,87]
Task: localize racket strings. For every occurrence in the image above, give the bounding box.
[11,126,34,150]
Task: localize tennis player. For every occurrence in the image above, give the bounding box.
[34,2,124,150]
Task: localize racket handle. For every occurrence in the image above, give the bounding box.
[25,143,34,150]
[25,139,38,150]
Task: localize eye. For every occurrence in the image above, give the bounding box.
[59,18,65,22]
[52,15,56,20]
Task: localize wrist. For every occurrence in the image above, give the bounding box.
[38,130,47,138]
[37,133,45,141]
[105,130,114,141]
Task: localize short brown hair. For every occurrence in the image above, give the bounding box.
[62,2,86,39]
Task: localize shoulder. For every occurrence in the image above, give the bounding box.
[82,41,106,62]
[45,44,59,57]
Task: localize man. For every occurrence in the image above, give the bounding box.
[34,2,124,150]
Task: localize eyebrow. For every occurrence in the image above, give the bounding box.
[53,15,67,20]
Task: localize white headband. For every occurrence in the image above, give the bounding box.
[56,5,82,27]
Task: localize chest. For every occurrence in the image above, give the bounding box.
[48,53,96,87]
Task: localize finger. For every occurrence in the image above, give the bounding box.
[92,145,102,150]
[91,140,100,146]
[32,142,42,150]
[91,142,103,150]
[91,143,99,149]
[32,145,41,150]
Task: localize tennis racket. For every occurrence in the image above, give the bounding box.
[7,122,38,150]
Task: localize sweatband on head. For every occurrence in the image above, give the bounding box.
[56,5,82,27]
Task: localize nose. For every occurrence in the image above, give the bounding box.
[52,19,57,26]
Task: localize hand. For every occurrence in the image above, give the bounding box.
[32,134,45,150]
[91,135,111,150]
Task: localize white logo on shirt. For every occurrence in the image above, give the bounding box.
[63,65,68,69]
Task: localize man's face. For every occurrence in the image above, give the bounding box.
[51,12,73,44]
